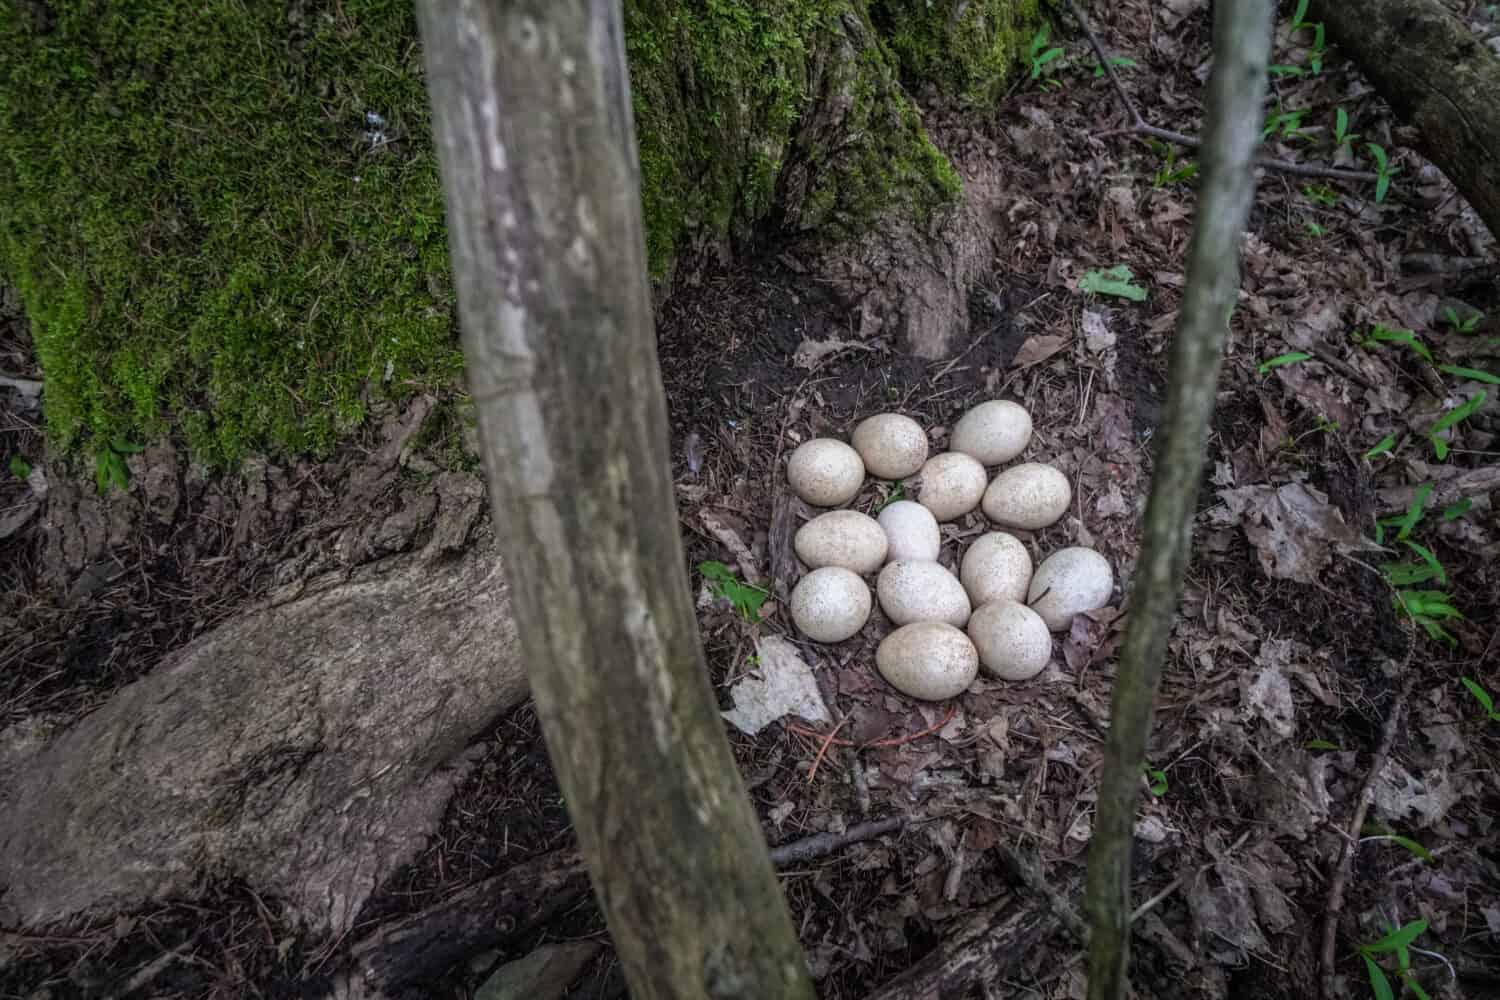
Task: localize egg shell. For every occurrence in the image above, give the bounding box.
[1028,547,1114,632]
[917,452,987,522]
[791,567,872,643]
[950,400,1033,466]
[967,600,1051,681]
[794,510,888,575]
[876,560,972,627]
[960,532,1033,607]
[876,622,979,700]
[852,413,929,480]
[982,462,1072,530]
[877,500,941,563]
[787,438,865,507]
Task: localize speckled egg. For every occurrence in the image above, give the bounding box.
[877,500,941,563]
[981,462,1072,530]
[791,567,872,643]
[1027,547,1114,632]
[794,510,888,575]
[876,560,971,627]
[852,413,929,480]
[950,400,1033,466]
[876,622,979,701]
[960,532,1033,607]
[917,452,987,522]
[786,438,865,507]
[967,600,1052,681]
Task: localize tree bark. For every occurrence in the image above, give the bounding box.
[1081,3,1271,999]
[415,3,814,998]
[1311,0,1500,239]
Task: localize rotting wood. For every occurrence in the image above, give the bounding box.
[1081,3,1272,999]
[1312,0,1500,240]
[415,3,813,996]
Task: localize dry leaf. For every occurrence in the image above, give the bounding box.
[1010,334,1069,369]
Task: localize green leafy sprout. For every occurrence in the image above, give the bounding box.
[699,561,769,623]
[1143,764,1168,797]
[1375,482,1430,546]
[1258,351,1311,375]
[1078,265,1147,302]
[1460,677,1500,722]
[95,438,144,495]
[1027,23,1065,83]
[1263,109,1309,142]
[1357,919,1433,1000]
[1304,183,1339,207]
[1360,824,1433,863]
[1438,364,1500,386]
[1364,434,1396,460]
[1152,145,1199,188]
[1305,738,1341,751]
[7,455,31,480]
[1333,107,1361,150]
[1429,390,1487,460]
[1090,55,1138,77]
[1357,324,1432,362]
[876,482,907,512]
[1304,221,1327,237]
[1366,143,1401,203]
[1441,306,1483,334]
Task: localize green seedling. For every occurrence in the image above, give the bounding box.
[1304,183,1339,207]
[1442,498,1472,521]
[1259,351,1311,375]
[1078,265,1147,302]
[1304,221,1327,237]
[1460,677,1500,722]
[1028,24,1065,81]
[1332,107,1361,150]
[1360,824,1433,863]
[1263,109,1309,142]
[1439,364,1500,386]
[1307,22,1326,74]
[1441,306,1483,333]
[1152,146,1199,188]
[1393,589,1462,646]
[1375,482,1430,545]
[1366,142,1401,203]
[1429,390,1487,460]
[1357,919,1433,1000]
[1357,323,1432,362]
[876,482,906,512]
[699,561,769,623]
[1269,64,1306,79]
[1364,434,1397,460]
[8,455,30,480]
[1305,738,1341,751]
[1381,540,1446,588]
[1291,0,1312,31]
[94,437,144,494]
[1090,55,1138,77]
[1143,764,1168,797]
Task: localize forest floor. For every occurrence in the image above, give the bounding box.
[4,1,1500,999]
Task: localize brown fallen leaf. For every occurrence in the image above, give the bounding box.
[1010,334,1069,369]
[1213,483,1361,584]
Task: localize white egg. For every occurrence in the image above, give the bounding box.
[877,500,941,563]
[852,413,929,480]
[1028,547,1114,632]
[794,510,888,575]
[981,462,1072,530]
[960,532,1032,606]
[791,567,872,642]
[787,438,865,507]
[876,560,971,627]
[950,400,1033,466]
[876,622,979,700]
[967,600,1051,681]
[917,452,987,522]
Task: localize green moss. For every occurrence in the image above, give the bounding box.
[871,0,1041,106]
[0,0,461,465]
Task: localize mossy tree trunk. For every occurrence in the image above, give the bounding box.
[416,1,815,997]
[1309,0,1500,240]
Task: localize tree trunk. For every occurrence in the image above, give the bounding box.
[415,3,814,998]
[1311,0,1500,240]
[1081,2,1271,999]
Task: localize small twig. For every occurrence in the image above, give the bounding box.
[768,816,906,866]
[112,940,194,997]
[806,716,849,783]
[787,703,959,751]
[1064,0,1379,184]
[1318,667,1417,1000]
[1130,829,1253,923]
